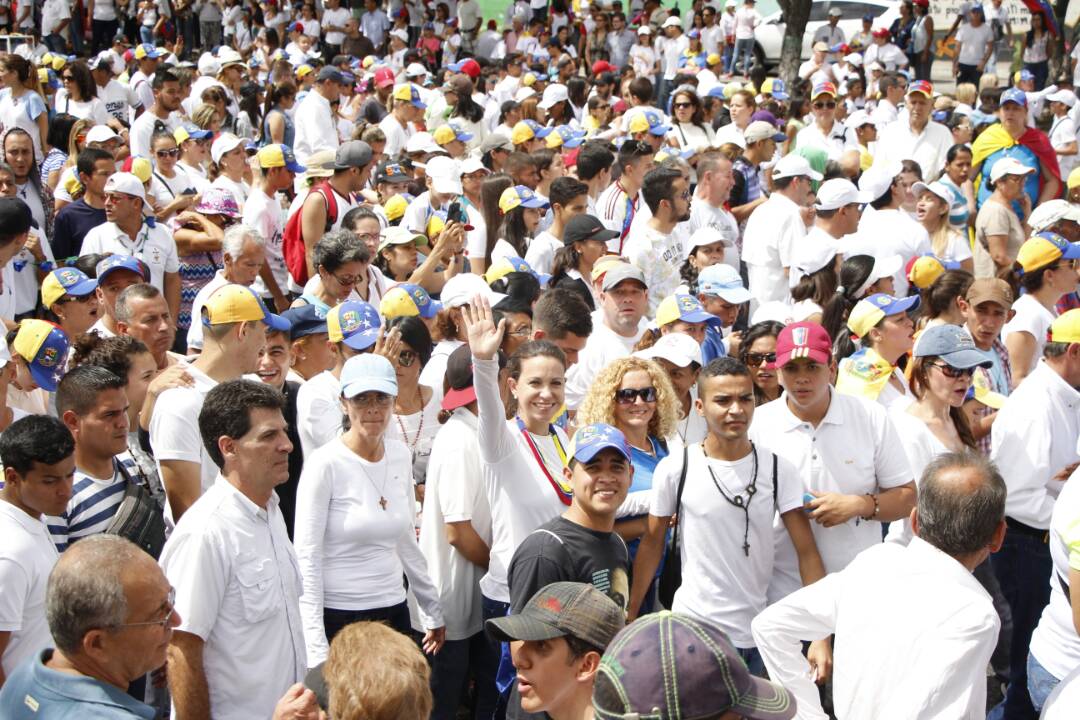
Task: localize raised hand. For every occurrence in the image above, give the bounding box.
[462,295,505,361]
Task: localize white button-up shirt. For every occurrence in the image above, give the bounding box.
[991,360,1080,529]
[80,221,180,292]
[751,389,912,601]
[293,90,339,164]
[873,119,954,180]
[752,537,999,720]
[160,476,306,720]
[795,120,858,161]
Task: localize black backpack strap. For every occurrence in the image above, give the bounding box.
[671,445,690,553]
[772,452,778,509]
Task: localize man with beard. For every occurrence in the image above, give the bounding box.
[624,167,692,315]
[129,69,182,160]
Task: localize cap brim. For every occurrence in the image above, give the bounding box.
[29,362,61,392]
[342,376,398,399]
[937,348,993,370]
[341,328,379,351]
[433,179,464,195]
[974,385,1007,409]
[649,126,671,136]
[872,254,903,282]
[263,311,291,332]
[776,347,830,368]
[520,198,550,210]
[441,386,477,412]
[1061,242,1080,260]
[573,441,631,464]
[714,287,752,304]
[285,160,306,173]
[418,300,443,319]
[486,615,565,644]
[885,295,920,316]
[534,127,554,138]
[65,278,99,297]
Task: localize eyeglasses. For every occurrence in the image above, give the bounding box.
[813,101,837,110]
[116,587,176,631]
[745,351,777,367]
[398,349,418,367]
[673,101,694,109]
[507,325,533,338]
[58,293,96,305]
[331,272,358,287]
[615,386,658,404]
[675,189,692,200]
[350,391,393,407]
[155,148,180,158]
[928,362,974,380]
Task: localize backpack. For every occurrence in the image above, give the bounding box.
[282,182,339,286]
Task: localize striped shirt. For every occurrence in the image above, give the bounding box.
[46,455,139,552]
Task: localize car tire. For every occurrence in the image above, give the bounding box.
[753,42,767,70]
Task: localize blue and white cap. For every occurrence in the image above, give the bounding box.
[570,423,632,464]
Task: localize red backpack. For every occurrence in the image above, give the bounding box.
[282,182,339,286]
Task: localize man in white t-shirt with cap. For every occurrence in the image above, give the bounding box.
[403,156,463,237]
[742,154,819,311]
[846,161,931,297]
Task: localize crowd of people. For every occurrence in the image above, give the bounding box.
[0,0,1079,719]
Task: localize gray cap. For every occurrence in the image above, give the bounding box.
[480,132,514,153]
[601,263,647,292]
[317,66,345,84]
[911,323,992,369]
[334,141,373,170]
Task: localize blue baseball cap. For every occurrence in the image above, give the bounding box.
[570,423,632,464]
[327,300,381,350]
[340,353,398,399]
[769,78,789,101]
[697,264,751,304]
[95,254,150,284]
[1001,87,1027,107]
[847,293,921,338]
[1019,69,1036,82]
[912,323,993,369]
[13,320,69,392]
[525,119,553,139]
[280,304,329,339]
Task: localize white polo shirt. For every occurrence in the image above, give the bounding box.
[161,477,306,720]
[873,119,954,180]
[80,220,180,292]
[751,389,912,602]
[0,500,58,677]
[991,360,1080,529]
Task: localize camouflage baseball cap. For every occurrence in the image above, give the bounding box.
[486,582,625,651]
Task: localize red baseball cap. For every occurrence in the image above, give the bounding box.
[373,67,395,89]
[448,58,481,79]
[592,60,617,75]
[776,321,832,367]
[872,27,890,38]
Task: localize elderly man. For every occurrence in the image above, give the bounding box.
[753,451,1006,719]
[116,284,181,369]
[187,225,266,352]
[873,80,953,179]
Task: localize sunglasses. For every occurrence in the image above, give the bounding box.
[813,101,837,110]
[928,362,974,380]
[58,293,96,305]
[155,148,180,158]
[745,351,777,367]
[615,386,658,404]
[673,101,694,109]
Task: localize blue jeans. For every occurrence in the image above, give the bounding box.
[1026,653,1060,714]
[737,646,766,677]
[721,43,733,74]
[430,630,500,720]
[989,525,1052,720]
[731,37,754,76]
[139,25,154,44]
[480,594,510,720]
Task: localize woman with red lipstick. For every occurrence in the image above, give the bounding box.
[885,324,987,545]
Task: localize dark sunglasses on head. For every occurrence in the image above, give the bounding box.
[615,386,658,404]
[745,351,777,367]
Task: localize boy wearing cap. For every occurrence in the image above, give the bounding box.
[246,145,303,313]
[752,322,915,601]
[150,284,290,525]
[82,172,181,319]
[379,83,425,159]
[630,357,826,677]
[875,81,954,179]
[488,582,625,720]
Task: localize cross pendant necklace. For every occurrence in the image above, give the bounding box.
[378,496,388,510]
[356,446,391,511]
[705,442,759,557]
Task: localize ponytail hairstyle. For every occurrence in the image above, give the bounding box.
[908,354,977,449]
[822,254,876,345]
[918,270,973,327]
[791,262,839,308]
[550,245,581,285]
[1001,258,1054,300]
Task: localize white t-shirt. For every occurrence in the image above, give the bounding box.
[322,7,352,45]
[244,186,288,299]
[1002,294,1056,378]
[956,22,994,66]
[98,79,142,125]
[186,270,229,350]
[885,408,949,545]
[80,220,180,292]
[211,175,250,211]
[733,6,760,40]
[742,192,804,309]
[686,198,740,270]
[624,224,685,317]
[0,501,58,677]
[379,114,413,160]
[566,312,646,410]
[524,230,561,276]
[651,443,802,647]
[419,410,492,641]
[1050,115,1078,178]
[53,90,111,125]
[129,110,175,162]
[296,370,343,458]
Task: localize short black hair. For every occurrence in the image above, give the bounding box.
[199,380,286,469]
[698,357,751,394]
[617,139,654,176]
[575,142,615,182]
[152,68,179,90]
[642,167,683,214]
[56,364,126,417]
[0,415,75,476]
[549,176,588,209]
[534,287,592,339]
[76,147,115,179]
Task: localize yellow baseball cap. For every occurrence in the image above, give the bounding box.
[1068,167,1080,190]
[256,144,306,172]
[380,283,442,320]
[498,185,549,214]
[296,64,315,79]
[391,83,426,109]
[1049,308,1080,344]
[1016,231,1080,273]
[202,284,290,330]
[41,267,98,310]
[511,120,553,146]
[432,123,474,146]
[383,193,411,222]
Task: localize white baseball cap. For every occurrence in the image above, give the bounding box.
[390,28,409,43]
[772,153,823,181]
[845,109,877,130]
[1047,89,1077,108]
[211,133,244,165]
[989,157,1036,184]
[633,331,703,368]
[104,172,153,213]
[86,125,120,144]
[858,160,904,201]
[405,131,441,154]
[538,83,569,110]
[854,254,903,297]
[637,25,653,35]
[426,155,463,195]
[790,239,838,286]
[1028,199,1080,233]
[460,156,488,175]
[662,16,682,28]
[815,178,872,210]
[405,62,429,78]
[911,180,953,206]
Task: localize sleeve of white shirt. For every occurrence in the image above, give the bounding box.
[750,573,839,720]
[777,212,802,268]
[991,406,1056,524]
[149,390,203,463]
[437,438,479,525]
[292,448,333,666]
[161,227,180,273]
[0,558,29,632]
[393,456,444,630]
[648,452,683,518]
[473,357,520,465]
[161,527,229,641]
[871,405,914,489]
[297,385,343,457]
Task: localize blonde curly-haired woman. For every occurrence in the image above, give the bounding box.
[577,356,681,612]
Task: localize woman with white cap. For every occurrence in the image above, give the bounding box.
[294,352,445,668]
[886,323,988,544]
[973,157,1033,278]
[914,180,974,272]
[209,133,251,210]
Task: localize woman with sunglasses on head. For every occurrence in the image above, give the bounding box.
[294,352,446,669]
[385,316,439,493]
[1001,232,1080,386]
[738,321,784,405]
[148,130,200,222]
[170,188,242,349]
[292,228,373,317]
[886,323,986,545]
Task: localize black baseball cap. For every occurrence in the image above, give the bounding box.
[280,304,328,340]
[376,160,411,184]
[563,214,619,247]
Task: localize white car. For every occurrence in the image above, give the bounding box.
[753,0,901,69]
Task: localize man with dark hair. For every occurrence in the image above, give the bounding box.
[0,415,74,686]
[0,197,33,325]
[150,284,289,525]
[526,177,588,275]
[505,152,540,190]
[129,68,182,159]
[624,166,690,315]
[573,142,614,218]
[988,309,1080,718]
[596,141,653,255]
[50,148,113,261]
[753,451,1006,718]
[49,365,135,552]
[872,72,908,126]
[631,357,826,676]
[162,378,305,720]
[116,283,181,370]
[531,287,592,368]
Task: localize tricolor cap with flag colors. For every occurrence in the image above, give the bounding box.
[626,109,670,137]
[546,125,587,149]
[41,267,97,310]
[201,284,290,332]
[391,83,426,109]
[811,81,837,100]
[907,80,933,98]
[380,283,442,320]
[484,255,548,286]
[511,119,554,145]
[432,123,474,146]
[847,293,920,339]
[499,185,550,214]
[327,300,382,350]
[13,320,69,392]
[569,423,632,464]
